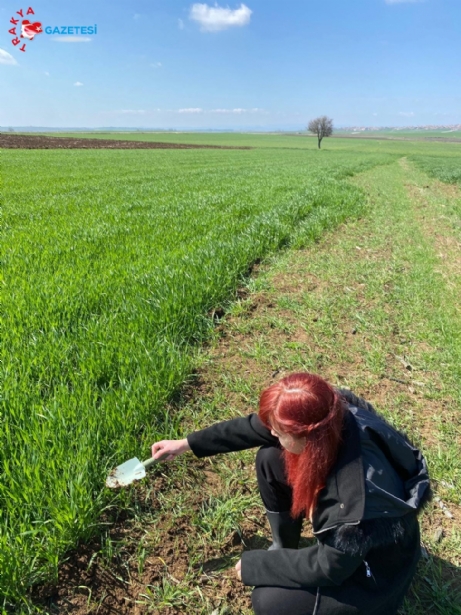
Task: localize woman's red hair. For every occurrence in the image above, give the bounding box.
[258,373,345,519]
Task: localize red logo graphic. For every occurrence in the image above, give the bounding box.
[8,7,38,52]
[21,19,42,40]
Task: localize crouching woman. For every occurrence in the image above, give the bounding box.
[151,373,431,615]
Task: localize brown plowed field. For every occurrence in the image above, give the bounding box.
[0,133,250,150]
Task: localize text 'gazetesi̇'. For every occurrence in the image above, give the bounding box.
[44,25,98,35]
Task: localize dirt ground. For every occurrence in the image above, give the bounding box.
[31,460,265,615]
[0,133,250,150]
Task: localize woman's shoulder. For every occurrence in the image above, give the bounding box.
[337,387,415,446]
[337,388,378,416]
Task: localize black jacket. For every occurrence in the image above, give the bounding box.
[187,390,431,614]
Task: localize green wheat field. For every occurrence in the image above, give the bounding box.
[1,133,460,611]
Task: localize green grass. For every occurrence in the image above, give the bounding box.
[0,143,397,606]
[334,129,461,140]
[196,157,461,614]
[410,155,461,185]
[2,134,461,611]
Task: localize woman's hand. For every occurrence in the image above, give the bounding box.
[235,559,242,581]
[151,438,191,461]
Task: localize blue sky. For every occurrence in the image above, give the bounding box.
[1,0,460,129]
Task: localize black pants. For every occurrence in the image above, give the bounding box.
[252,585,320,615]
[253,446,320,615]
[255,444,293,513]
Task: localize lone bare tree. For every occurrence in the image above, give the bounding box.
[307,116,333,149]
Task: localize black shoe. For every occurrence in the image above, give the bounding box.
[266,510,303,550]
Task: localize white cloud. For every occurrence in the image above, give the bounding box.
[0,48,18,65]
[178,18,185,29]
[45,71,50,76]
[211,108,240,113]
[178,108,203,113]
[399,111,415,117]
[151,62,162,68]
[119,110,146,114]
[189,3,252,32]
[210,107,265,114]
[74,81,84,86]
[53,36,92,43]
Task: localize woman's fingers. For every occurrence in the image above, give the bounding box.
[151,439,190,460]
[151,441,171,459]
[235,559,242,581]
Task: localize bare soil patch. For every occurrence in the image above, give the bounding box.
[31,460,258,614]
[0,133,250,150]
